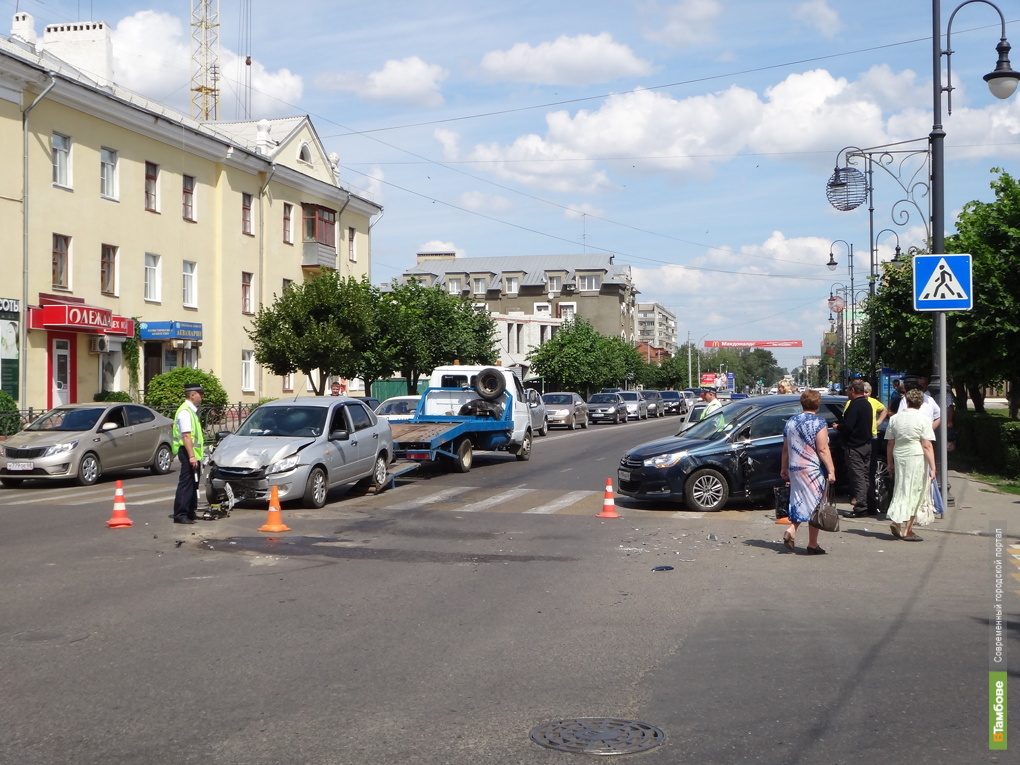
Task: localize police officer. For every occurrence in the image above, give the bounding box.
[172,382,204,524]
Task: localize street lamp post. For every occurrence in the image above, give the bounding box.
[930,0,1019,501]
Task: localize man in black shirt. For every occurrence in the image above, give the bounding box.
[839,379,875,518]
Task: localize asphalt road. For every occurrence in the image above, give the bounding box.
[1,414,1013,764]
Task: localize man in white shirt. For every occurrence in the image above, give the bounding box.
[897,375,941,431]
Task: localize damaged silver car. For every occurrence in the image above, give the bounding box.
[206,398,393,508]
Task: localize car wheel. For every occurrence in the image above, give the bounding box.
[515,430,533,461]
[684,468,729,512]
[537,417,548,437]
[76,453,101,486]
[151,443,174,475]
[0,477,24,488]
[302,466,328,509]
[870,456,892,514]
[450,438,473,473]
[642,411,648,420]
[568,415,576,431]
[581,416,588,429]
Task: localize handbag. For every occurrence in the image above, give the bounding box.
[774,482,790,520]
[809,482,840,532]
[915,480,937,526]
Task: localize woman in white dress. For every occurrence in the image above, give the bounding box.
[885,389,936,542]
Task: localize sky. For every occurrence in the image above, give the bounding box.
[6,0,1019,371]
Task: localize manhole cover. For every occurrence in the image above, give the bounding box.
[530,718,665,755]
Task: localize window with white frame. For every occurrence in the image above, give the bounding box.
[282,372,293,391]
[505,275,519,294]
[447,277,462,294]
[182,260,198,307]
[182,348,198,368]
[348,227,357,261]
[241,350,254,392]
[52,234,70,289]
[558,302,576,321]
[144,161,159,212]
[473,277,487,294]
[547,274,562,292]
[182,175,196,221]
[100,148,118,199]
[241,272,253,313]
[283,203,293,244]
[534,303,550,315]
[578,274,601,291]
[241,193,253,235]
[100,244,117,296]
[52,133,71,187]
[144,252,161,301]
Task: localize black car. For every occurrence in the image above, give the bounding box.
[658,390,686,416]
[617,394,889,512]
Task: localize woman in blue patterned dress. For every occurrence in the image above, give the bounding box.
[779,389,836,555]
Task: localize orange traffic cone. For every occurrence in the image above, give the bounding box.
[106,480,133,528]
[597,478,621,519]
[258,485,291,533]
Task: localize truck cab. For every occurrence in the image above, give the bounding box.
[426,365,533,450]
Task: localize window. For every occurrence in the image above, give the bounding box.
[52,133,71,187]
[182,175,195,221]
[302,205,336,247]
[283,203,293,244]
[505,276,519,294]
[473,277,487,294]
[241,350,254,392]
[282,278,293,293]
[144,161,159,211]
[558,302,576,321]
[52,234,70,289]
[100,148,118,198]
[282,372,294,391]
[348,227,357,261]
[241,193,253,235]
[100,244,117,295]
[298,144,312,163]
[182,261,197,307]
[534,303,550,315]
[578,274,601,291]
[448,277,462,294]
[547,275,562,292]
[144,253,161,301]
[241,272,253,314]
[181,348,197,369]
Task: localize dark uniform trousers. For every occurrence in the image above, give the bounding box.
[173,448,201,521]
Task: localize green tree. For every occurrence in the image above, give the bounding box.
[658,348,694,389]
[245,273,375,395]
[143,367,229,429]
[526,318,609,394]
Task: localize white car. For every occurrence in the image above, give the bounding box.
[375,395,421,422]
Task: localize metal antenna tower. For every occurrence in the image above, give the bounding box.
[191,0,220,121]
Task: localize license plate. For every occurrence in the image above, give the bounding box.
[7,462,34,471]
[618,470,631,482]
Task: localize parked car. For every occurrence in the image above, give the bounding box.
[523,388,548,436]
[374,395,421,422]
[542,392,589,430]
[359,397,381,411]
[618,390,649,420]
[617,394,888,513]
[641,390,666,418]
[206,397,393,509]
[0,403,174,487]
[587,392,627,424]
[659,390,686,416]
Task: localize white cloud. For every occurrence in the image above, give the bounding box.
[643,0,722,49]
[793,0,842,38]
[111,11,302,118]
[459,191,512,212]
[434,129,461,161]
[480,33,653,85]
[418,240,465,257]
[468,133,611,195]
[316,57,447,107]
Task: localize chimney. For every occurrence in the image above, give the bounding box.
[11,12,38,50]
[42,20,114,87]
[416,251,457,264]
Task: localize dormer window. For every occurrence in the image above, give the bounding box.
[547,275,562,292]
[448,277,462,294]
[578,274,601,291]
[505,276,519,294]
[298,143,313,164]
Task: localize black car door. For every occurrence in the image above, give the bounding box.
[738,404,803,494]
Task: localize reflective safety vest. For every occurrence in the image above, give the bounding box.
[171,401,204,460]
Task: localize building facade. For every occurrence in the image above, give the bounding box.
[634,302,677,359]
[0,14,381,410]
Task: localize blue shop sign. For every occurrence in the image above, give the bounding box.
[139,321,203,340]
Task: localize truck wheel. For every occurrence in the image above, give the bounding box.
[303,467,328,508]
[514,430,533,461]
[537,417,548,437]
[451,439,473,473]
[473,367,506,401]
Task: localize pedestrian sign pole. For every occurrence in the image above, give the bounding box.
[913,253,973,509]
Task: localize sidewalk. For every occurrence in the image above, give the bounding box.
[837,468,1020,539]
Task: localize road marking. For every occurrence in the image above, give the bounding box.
[671,511,707,519]
[7,484,172,505]
[387,486,474,511]
[525,490,597,514]
[457,488,534,513]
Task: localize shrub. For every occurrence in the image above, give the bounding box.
[954,411,1020,479]
[0,390,20,436]
[93,390,133,403]
[143,368,229,429]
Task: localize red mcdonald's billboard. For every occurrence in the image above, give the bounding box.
[703,340,803,348]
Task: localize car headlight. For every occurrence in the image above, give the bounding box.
[551,408,568,416]
[42,441,79,458]
[268,454,300,474]
[644,451,687,469]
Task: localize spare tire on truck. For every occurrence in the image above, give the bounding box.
[473,367,506,401]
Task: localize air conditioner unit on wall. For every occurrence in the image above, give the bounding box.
[90,335,110,353]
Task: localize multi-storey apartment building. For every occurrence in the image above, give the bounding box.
[0,13,381,409]
[634,302,677,359]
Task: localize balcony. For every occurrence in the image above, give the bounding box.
[302,241,337,270]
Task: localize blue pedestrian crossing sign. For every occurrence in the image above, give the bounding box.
[913,254,973,311]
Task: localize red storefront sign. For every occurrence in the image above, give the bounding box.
[703,340,804,348]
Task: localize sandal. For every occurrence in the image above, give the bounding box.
[783,532,795,551]
[890,523,902,539]
[902,534,923,542]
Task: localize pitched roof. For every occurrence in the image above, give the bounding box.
[404,254,633,287]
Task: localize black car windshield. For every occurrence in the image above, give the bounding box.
[681,403,758,441]
[26,407,104,432]
[589,394,618,403]
[543,395,572,404]
[237,406,328,437]
[660,391,680,400]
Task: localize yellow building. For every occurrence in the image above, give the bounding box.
[0,13,382,410]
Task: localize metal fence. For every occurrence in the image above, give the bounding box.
[0,402,260,438]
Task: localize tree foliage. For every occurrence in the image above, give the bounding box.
[526,318,609,394]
